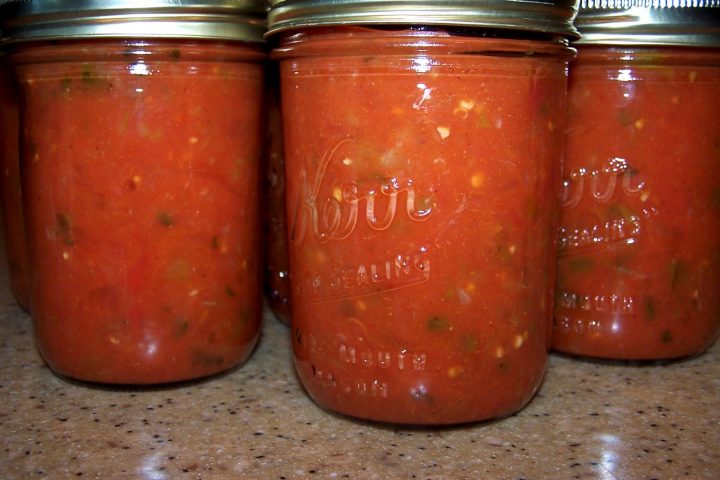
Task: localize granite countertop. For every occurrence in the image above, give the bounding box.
[0,271,718,480]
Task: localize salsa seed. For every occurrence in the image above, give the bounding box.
[453,107,469,118]
[459,99,475,110]
[436,126,450,139]
[332,187,342,202]
[470,172,485,189]
[453,100,475,118]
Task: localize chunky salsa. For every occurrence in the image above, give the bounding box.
[10,40,265,384]
[276,27,573,424]
[554,47,720,360]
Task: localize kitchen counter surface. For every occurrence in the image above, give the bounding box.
[0,274,718,480]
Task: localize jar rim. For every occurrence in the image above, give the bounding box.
[575,0,720,47]
[0,0,268,44]
[265,0,580,39]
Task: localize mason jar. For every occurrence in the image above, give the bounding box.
[0,0,267,384]
[553,1,720,360]
[268,0,578,424]
[263,60,291,324]
[0,49,29,310]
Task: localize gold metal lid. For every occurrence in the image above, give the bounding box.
[0,0,267,43]
[266,0,580,39]
[575,0,720,46]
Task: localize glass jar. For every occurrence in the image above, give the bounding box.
[553,1,720,360]
[263,61,291,324]
[0,53,29,311]
[0,1,267,384]
[268,0,578,424]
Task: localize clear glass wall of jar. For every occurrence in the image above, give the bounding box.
[554,46,720,360]
[553,3,720,360]
[271,21,576,424]
[1,1,267,384]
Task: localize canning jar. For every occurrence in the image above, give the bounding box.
[0,53,29,310]
[268,0,578,424]
[263,62,291,324]
[553,1,720,360]
[0,0,267,384]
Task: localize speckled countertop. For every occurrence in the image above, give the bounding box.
[0,268,718,480]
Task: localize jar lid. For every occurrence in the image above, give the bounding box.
[575,0,720,46]
[265,0,580,39]
[0,0,267,44]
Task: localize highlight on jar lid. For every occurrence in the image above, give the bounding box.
[266,0,580,39]
[575,0,720,46]
[0,0,267,43]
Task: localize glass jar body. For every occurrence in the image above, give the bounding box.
[275,27,573,424]
[264,62,291,324]
[553,46,720,360]
[9,39,265,384]
[0,60,30,311]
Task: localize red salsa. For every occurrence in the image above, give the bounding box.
[275,27,572,424]
[9,40,265,383]
[554,47,720,359]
